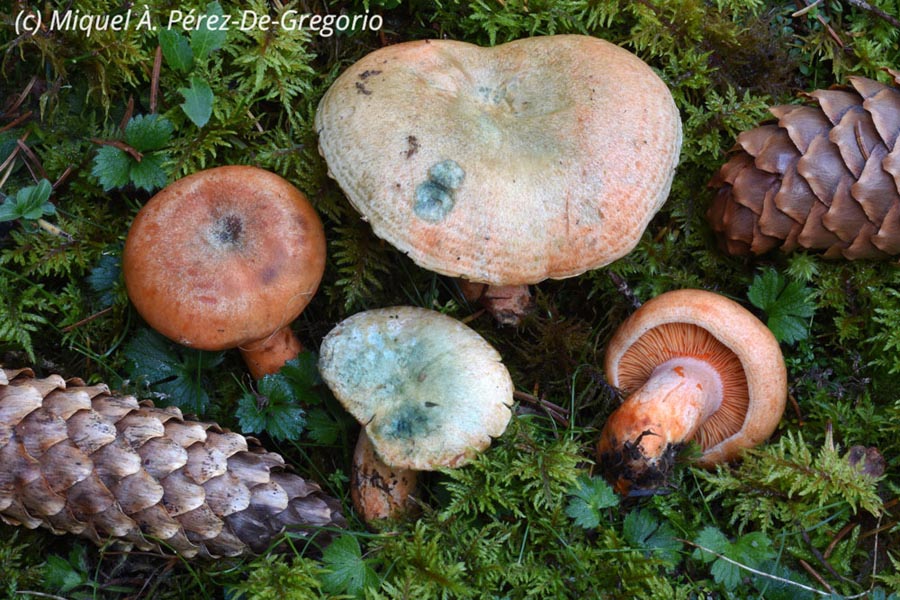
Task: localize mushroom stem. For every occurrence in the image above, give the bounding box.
[351,430,419,525]
[459,280,533,326]
[239,326,303,380]
[598,356,724,494]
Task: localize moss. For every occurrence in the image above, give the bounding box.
[2,0,900,597]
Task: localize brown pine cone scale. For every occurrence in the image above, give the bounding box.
[0,367,345,558]
[708,71,900,259]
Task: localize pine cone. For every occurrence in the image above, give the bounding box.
[0,367,345,558]
[708,71,900,259]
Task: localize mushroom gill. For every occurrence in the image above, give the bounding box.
[615,322,750,450]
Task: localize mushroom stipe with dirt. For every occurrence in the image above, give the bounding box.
[597,289,787,496]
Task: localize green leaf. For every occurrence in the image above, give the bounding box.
[623,509,682,564]
[44,556,84,593]
[709,554,743,591]
[320,534,379,597]
[125,328,224,414]
[235,393,268,435]
[692,526,730,563]
[179,76,214,127]
[306,408,341,445]
[124,114,174,152]
[731,531,775,566]
[747,268,782,310]
[565,475,619,529]
[158,28,193,72]
[236,365,307,441]
[43,547,89,593]
[0,179,54,222]
[190,1,227,62]
[279,351,324,404]
[91,145,132,191]
[747,269,815,344]
[129,152,169,192]
[86,252,122,309]
[692,527,776,591]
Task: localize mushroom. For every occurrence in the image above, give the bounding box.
[315,35,682,324]
[123,165,326,379]
[597,289,787,495]
[318,306,514,522]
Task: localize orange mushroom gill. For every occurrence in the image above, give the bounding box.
[597,290,785,496]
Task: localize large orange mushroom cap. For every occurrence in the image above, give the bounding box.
[315,35,682,286]
[598,289,787,494]
[123,166,326,377]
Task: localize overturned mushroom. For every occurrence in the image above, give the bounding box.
[318,306,514,522]
[597,289,787,495]
[123,166,326,379]
[315,35,682,324]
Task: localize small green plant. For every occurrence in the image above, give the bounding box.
[0,270,54,362]
[691,526,777,591]
[0,179,55,225]
[0,531,43,597]
[235,352,346,443]
[229,553,330,600]
[158,1,226,127]
[623,509,682,566]
[565,474,619,529]
[747,268,816,344]
[91,114,174,192]
[320,534,380,597]
[124,327,225,414]
[43,545,136,598]
[236,355,315,441]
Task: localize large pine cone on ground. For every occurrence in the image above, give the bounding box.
[0,367,345,558]
[708,71,900,259]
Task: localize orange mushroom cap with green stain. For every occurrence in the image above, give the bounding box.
[597,289,787,495]
[315,35,682,286]
[123,166,326,379]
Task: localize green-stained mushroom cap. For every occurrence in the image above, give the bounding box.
[318,306,514,471]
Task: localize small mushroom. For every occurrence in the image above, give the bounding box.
[315,35,682,324]
[597,289,787,495]
[318,306,514,522]
[123,166,326,379]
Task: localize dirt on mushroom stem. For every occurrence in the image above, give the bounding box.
[598,356,725,495]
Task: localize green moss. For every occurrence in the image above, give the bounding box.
[2,0,900,597]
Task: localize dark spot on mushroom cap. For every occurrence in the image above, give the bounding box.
[260,266,278,285]
[215,215,243,246]
[415,182,454,222]
[376,403,433,441]
[414,160,465,222]
[405,135,419,159]
[428,160,465,190]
